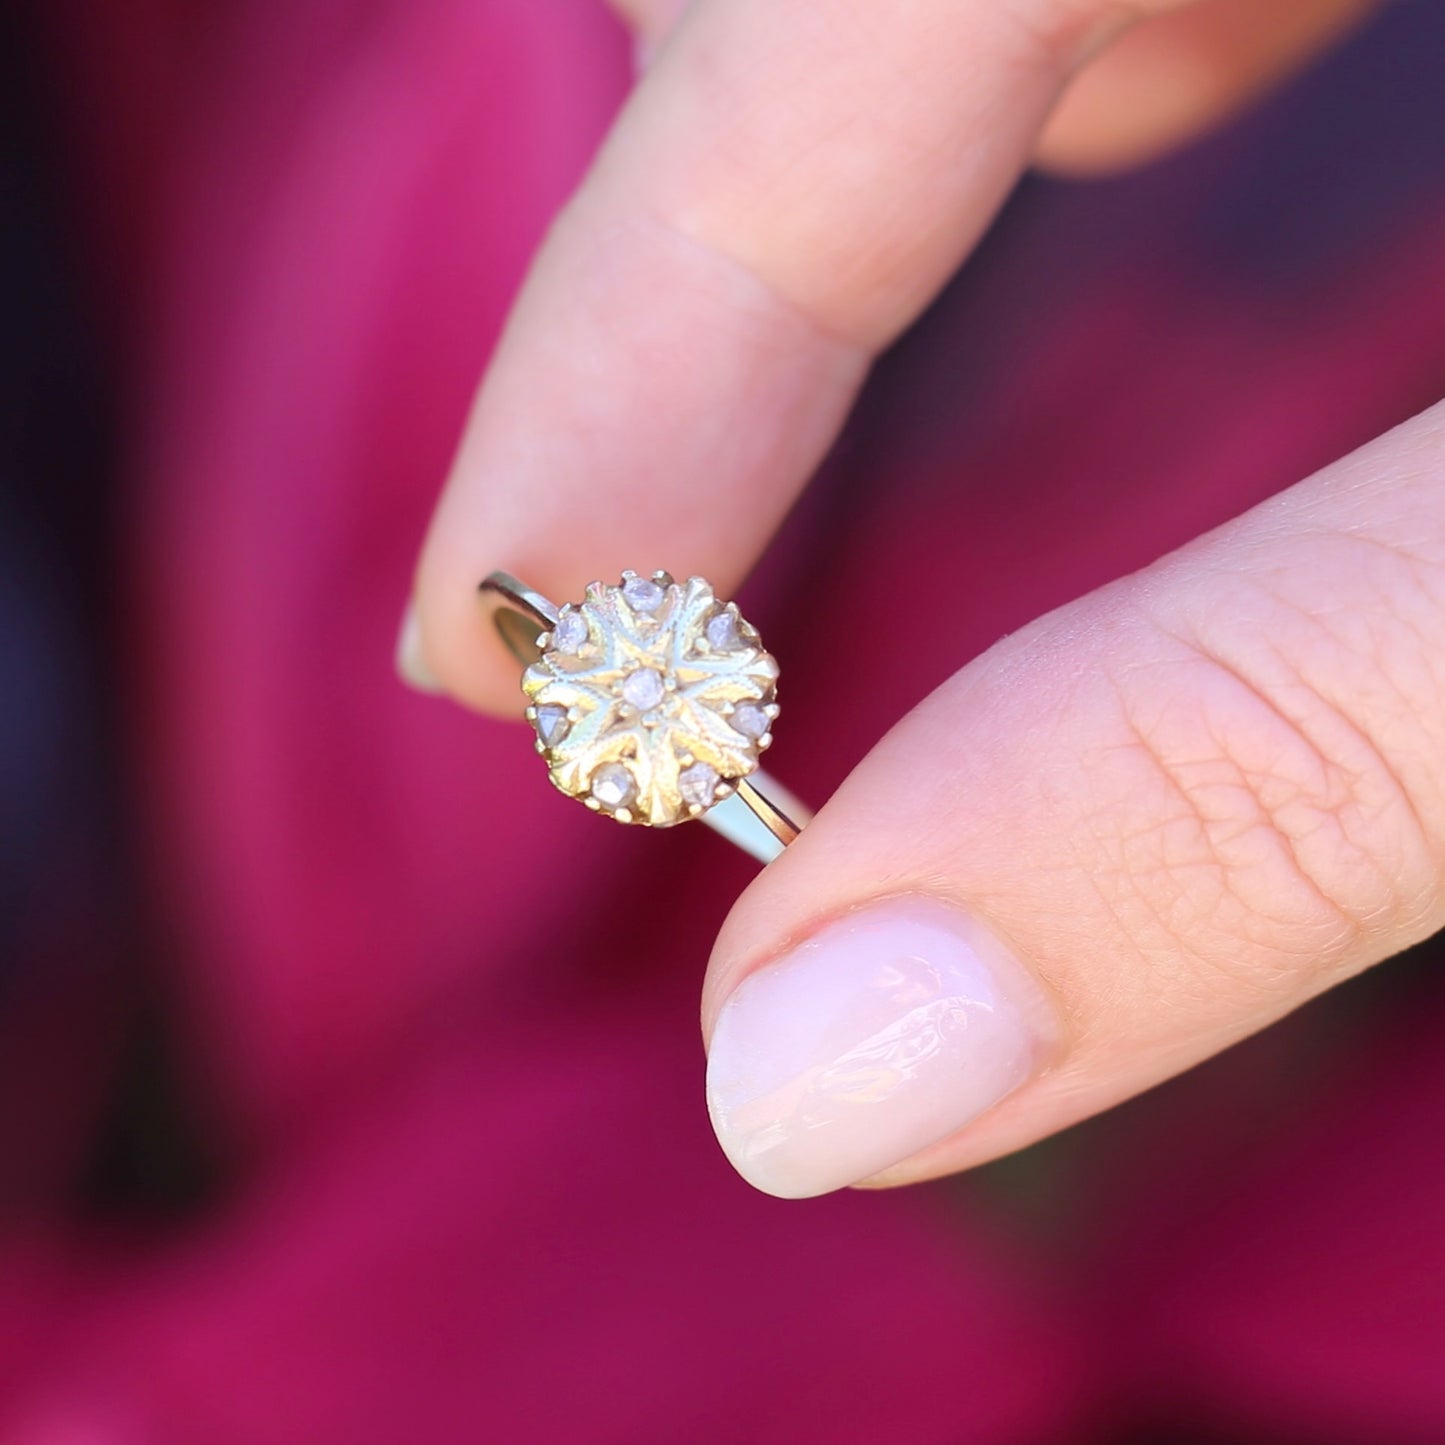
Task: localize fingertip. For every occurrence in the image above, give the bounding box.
[395,600,445,695]
[410,514,551,716]
[399,579,531,715]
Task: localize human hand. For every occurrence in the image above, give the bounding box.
[397,0,1443,1197]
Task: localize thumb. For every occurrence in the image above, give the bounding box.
[703,403,1445,1198]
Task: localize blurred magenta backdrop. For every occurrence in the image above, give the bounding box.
[4,1,1445,1441]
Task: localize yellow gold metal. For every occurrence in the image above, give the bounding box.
[479,569,805,856]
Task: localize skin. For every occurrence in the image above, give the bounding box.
[401,0,1445,1188]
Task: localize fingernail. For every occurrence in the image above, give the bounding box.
[706,897,1055,1199]
[395,601,444,694]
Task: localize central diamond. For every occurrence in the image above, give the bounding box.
[621,667,665,712]
[522,571,779,826]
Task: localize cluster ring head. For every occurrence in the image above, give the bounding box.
[521,571,779,826]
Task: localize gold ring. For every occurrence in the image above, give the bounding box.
[479,569,808,862]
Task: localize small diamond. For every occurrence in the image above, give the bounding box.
[705,611,740,650]
[622,576,665,614]
[678,761,719,810]
[534,704,569,747]
[552,611,589,655]
[590,762,636,809]
[622,668,665,711]
[730,701,769,740]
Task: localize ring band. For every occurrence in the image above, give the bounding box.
[479,570,808,863]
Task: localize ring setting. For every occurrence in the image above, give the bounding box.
[524,570,778,826]
[480,569,805,859]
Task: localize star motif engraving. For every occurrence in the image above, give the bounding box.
[522,573,779,825]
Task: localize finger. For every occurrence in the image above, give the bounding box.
[610,0,1376,174]
[1038,0,1377,174]
[407,0,1183,712]
[703,402,1445,1198]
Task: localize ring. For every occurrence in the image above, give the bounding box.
[479,569,808,863]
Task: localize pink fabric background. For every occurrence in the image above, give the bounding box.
[5,1,1445,1439]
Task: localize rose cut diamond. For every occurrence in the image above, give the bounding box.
[730,701,769,740]
[678,761,720,810]
[589,762,636,809]
[552,610,589,655]
[622,575,666,614]
[705,611,740,650]
[621,667,665,712]
[534,704,569,746]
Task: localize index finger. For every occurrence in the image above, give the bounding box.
[409,0,1163,709]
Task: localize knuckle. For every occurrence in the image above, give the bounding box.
[1084,591,1443,994]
